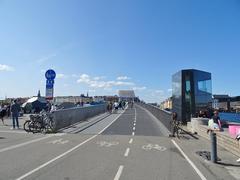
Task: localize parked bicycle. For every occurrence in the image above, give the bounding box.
[24,111,55,133]
[169,119,183,138]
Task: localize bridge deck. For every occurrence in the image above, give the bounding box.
[0,105,238,180]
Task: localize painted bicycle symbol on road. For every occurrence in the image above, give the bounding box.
[142,144,167,152]
[47,139,69,145]
[97,141,119,148]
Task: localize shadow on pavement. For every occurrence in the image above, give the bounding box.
[217,162,240,167]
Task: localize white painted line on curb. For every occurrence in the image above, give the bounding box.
[129,138,133,144]
[124,148,130,157]
[16,110,126,180]
[0,130,27,134]
[114,165,124,180]
[0,135,53,154]
[133,127,136,131]
[132,132,135,136]
[171,140,207,180]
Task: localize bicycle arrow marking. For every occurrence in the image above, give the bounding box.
[47,139,69,145]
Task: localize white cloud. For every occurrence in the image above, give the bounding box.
[77,74,135,89]
[56,73,68,79]
[167,89,172,93]
[0,64,14,72]
[36,53,57,64]
[117,76,131,80]
[133,86,147,91]
[77,74,91,83]
[93,76,105,81]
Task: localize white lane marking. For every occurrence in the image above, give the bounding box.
[15,135,98,180]
[114,165,124,180]
[129,138,133,144]
[16,110,126,180]
[133,123,136,126]
[97,141,119,147]
[0,130,27,134]
[124,148,130,157]
[0,135,53,154]
[47,139,69,145]
[133,127,136,131]
[142,144,167,152]
[171,140,207,180]
[98,110,126,134]
[132,132,135,136]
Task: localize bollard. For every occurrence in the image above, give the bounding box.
[210,132,217,163]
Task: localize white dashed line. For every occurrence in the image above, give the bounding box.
[129,138,133,144]
[133,127,136,131]
[124,148,130,157]
[114,165,124,180]
[133,123,136,126]
[132,132,135,136]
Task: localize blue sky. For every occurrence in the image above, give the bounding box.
[0,0,240,102]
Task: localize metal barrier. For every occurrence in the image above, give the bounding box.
[137,102,172,131]
[52,104,107,132]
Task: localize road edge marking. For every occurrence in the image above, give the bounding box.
[129,138,133,144]
[171,140,207,180]
[114,165,124,180]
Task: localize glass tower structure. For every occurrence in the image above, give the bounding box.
[172,69,212,123]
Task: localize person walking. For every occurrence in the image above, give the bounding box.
[10,100,21,130]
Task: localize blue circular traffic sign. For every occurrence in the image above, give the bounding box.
[45,69,56,80]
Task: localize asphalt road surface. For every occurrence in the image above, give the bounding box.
[0,105,237,180]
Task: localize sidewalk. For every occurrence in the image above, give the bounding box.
[176,127,240,180]
[0,115,29,131]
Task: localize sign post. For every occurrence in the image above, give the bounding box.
[45,69,56,100]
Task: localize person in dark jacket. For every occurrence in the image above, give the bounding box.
[11,100,21,129]
[0,107,7,125]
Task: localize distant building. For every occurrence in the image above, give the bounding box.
[160,97,172,110]
[93,96,105,103]
[213,95,240,112]
[172,69,212,123]
[54,95,93,105]
[212,95,230,111]
[118,90,135,101]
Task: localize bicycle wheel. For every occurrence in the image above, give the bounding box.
[23,120,31,132]
[31,121,42,133]
[44,119,55,133]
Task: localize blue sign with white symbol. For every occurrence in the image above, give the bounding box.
[45,69,56,80]
[45,69,56,100]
